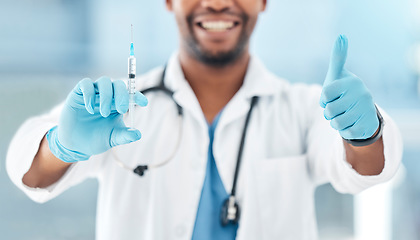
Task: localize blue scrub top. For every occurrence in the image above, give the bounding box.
[191,112,238,240]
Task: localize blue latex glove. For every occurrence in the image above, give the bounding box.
[47,76,148,163]
[319,35,379,140]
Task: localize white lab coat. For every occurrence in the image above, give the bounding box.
[7,53,403,240]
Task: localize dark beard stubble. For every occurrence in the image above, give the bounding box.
[185,13,249,68]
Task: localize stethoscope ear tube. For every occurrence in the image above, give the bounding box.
[230,96,259,196]
[220,96,259,226]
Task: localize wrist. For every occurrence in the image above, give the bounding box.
[46,126,91,163]
[343,106,384,147]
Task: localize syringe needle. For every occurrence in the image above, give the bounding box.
[131,24,133,43]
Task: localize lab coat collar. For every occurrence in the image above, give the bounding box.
[164,52,280,98]
[239,55,281,98]
[163,52,282,126]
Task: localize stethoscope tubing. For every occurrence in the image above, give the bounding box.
[110,65,259,226]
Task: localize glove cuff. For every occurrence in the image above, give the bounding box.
[46,126,91,163]
[343,106,384,147]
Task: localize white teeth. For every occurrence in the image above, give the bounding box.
[201,21,234,31]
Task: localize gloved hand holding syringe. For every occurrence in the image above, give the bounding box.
[45,24,148,163]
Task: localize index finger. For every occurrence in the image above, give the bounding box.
[113,80,129,114]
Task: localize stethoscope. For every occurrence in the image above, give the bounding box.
[111,66,259,226]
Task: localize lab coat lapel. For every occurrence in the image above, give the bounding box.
[164,53,208,129]
[215,56,280,131]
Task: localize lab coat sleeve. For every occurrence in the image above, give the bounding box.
[304,85,403,194]
[6,103,105,203]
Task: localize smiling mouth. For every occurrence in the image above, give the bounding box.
[197,21,240,32]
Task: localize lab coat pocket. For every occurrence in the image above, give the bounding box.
[253,155,316,239]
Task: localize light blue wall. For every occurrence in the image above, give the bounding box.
[0,0,91,74]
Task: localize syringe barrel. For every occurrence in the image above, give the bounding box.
[128,78,136,95]
[128,56,136,76]
[128,56,136,94]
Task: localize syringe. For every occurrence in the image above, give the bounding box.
[128,24,136,129]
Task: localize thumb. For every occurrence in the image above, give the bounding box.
[324,34,348,86]
[110,127,142,147]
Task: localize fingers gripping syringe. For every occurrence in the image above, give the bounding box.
[128,24,136,129]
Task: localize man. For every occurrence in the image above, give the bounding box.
[7,0,402,239]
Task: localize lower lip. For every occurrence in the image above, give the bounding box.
[194,23,240,41]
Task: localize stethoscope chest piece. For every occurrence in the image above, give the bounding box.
[220,195,240,226]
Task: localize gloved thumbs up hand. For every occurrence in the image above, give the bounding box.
[319,35,379,140]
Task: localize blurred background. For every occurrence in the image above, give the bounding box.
[0,0,419,239]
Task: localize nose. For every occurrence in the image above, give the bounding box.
[201,0,234,12]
